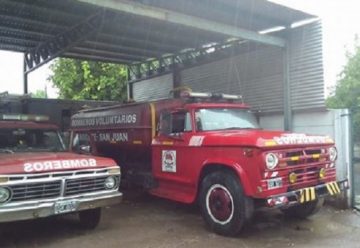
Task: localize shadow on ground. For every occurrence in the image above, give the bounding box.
[0,189,359,248]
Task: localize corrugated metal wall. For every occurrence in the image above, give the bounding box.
[289,21,324,110]
[133,73,173,101]
[181,46,284,112]
[132,21,324,114]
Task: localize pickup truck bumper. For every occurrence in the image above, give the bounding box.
[266,179,349,208]
[0,190,122,223]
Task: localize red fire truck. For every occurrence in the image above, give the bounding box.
[0,114,122,228]
[70,91,348,235]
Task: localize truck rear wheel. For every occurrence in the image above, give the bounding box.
[78,208,101,229]
[199,171,253,236]
[281,198,324,219]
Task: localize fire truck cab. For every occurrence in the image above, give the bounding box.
[0,114,122,229]
[70,91,348,236]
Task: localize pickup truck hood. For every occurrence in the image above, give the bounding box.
[0,152,116,174]
[198,129,334,148]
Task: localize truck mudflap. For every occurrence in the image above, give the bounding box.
[266,179,349,208]
[0,191,122,223]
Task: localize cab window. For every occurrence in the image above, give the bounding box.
[72,132,91,154]
[159,111,192,135]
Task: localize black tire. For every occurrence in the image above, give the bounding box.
[199,171,254,236]
[281,198,324,219]
[78,208,102,229]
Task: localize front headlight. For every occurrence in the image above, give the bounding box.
[104,176,118,190]
[329,147,337,161]
[0,187,11,203]
[265,153,279,170]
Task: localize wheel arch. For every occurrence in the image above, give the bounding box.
[196,161,253,202]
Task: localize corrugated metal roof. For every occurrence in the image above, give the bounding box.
[133,22,325,114]
[0,0,315,67]
[135,0,315,31]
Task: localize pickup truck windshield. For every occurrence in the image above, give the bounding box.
[195,108,259,131]
[0,128,65,153]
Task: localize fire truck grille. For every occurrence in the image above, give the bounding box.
[10,181,62,202]
[284,148,324,166]
[64,176,107,196]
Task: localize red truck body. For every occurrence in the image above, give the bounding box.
[71,93,347,235]
[0,114,122,228]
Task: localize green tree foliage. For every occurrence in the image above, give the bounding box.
[31,90,47,99]
[326,37,360,140]
[49,58,127,101]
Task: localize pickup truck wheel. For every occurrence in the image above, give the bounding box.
[199,171,253,236]
[78,208,101,229]
[281,198,324,219]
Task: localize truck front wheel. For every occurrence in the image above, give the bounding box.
[78,208,102,229]
[281,198,324,219]
[199,171,253,236]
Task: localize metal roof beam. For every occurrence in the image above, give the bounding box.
[0,24,54,39]
[97,33,181,53]
[136,0,287,31]
[103,11,226,47]
[0,14,64,33]
[128,40,252,81]
[83,41,163,58]
[0,29,48,42]
[24,12,103,74]
[63,52,133,64]
[102,24,210,50]
[0,0,86,26]
[69,46,147,61]
[78,0,286,47]
[0,35,38,47]
[0,44,30,52]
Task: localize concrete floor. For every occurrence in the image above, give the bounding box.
[1,191,360,248]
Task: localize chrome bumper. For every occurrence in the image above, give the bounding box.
[0,190,122,223]
[266,179,349,208]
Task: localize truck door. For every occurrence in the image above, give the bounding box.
[152,110,194,198]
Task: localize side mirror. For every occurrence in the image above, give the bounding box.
[79,145,91,154]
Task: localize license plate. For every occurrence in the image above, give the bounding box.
[54,200,78,214]
[267,178,283,189]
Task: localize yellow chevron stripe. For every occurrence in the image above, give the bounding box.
[305,188,310,202]
[310,187,316,201]
[326,183,334,195]
[334,182,341,194]
[330,182,338,194]
[300,189,305,203]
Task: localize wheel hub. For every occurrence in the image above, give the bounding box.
[207,185,234,223]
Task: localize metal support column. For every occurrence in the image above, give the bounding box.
[23,54,28,94]
[127,67,134,100]
[283,43,292,131]
[173,64,181,91]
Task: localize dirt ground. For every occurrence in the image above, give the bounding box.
[1,191,360,248]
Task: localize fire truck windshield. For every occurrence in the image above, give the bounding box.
[0,128,65,153]
[195,108,259,131]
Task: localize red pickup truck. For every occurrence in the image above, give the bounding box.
[0,114,122,229]
[70,91,347,235]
